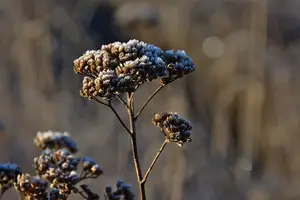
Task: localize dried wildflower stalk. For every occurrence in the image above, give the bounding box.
[74,39,195,200]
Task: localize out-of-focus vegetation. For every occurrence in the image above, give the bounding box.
[1,0,300,199]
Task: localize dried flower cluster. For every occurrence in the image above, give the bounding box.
[34,131,77,153]
[105,180,135,200]
[33,149,81,198]
[0,131,103,200]
[14,173,48,200]
[73,39,195,100]
[161,50,195,84]
[0,163,21,196]
[82,157,103,177]
[152,112,193,147]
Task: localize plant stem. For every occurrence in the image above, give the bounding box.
[127,93,146,200]
[91,96,109,106]
[77,189,88,199]
[135,85,165,120]
[91,96,131,135]
[116,95,128,108]
[108,103,131,135]
[141,140,168,184]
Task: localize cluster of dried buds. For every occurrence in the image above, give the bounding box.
[0,131,103,200]
[0,163,22,196]
[34,131,77,153]
[32,131,102,199]
[14,173,48,200]
[104,180,135,200]
[73,39,195,100]
[152,112,193,147]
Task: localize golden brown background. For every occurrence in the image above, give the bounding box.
[1,0,300,199]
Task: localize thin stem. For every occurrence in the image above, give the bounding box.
[127,93,146,200]
[77,190,88,199]
[108,103,131,135]
[135,85,165,120]
[92,95,131,135]
[116,95,128,108]
[141,140,168,184]
[90,96,109,106]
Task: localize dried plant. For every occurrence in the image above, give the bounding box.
[0,131,103,200]
[73,39,195,200]
[0,39,194,200]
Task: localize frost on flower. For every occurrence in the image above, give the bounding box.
[74,39,195,101]
[14,173,48,199]
[0,163,22,196]
[161,50,195,84]
[34,130,77,153]
[152,112,193,147]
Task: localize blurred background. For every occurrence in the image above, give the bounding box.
[1,0,300,199]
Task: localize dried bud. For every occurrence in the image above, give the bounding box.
[105,180,135,200]
[82,157,103,177]
[34,131,77,153]
[152,112,193,147]
[0,163,22,195]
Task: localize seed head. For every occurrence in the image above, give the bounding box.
[82,157,103,177]
[0,163,22,195]
[152,112,193,147]
[34,131,77,153]
[74,39,195,101]
[14,174,48,200]
[105,180,135,200]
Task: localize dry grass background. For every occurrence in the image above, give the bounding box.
[1,0,300,199]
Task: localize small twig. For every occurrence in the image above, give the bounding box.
[116,95,128,108]
[72,186,92,199]
[141,139,168,184]
[91,94,131,135]
[77,190,88,199]
[90,96,109,106]
[135,84,165,120]
[108,103,131,135]
[79,168,86,179]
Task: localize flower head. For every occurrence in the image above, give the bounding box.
[34,131,77,153]
[74,39,195,101]
[33,149,80,197]
[0,163,22,195]
[152,112,192,147]
[82,157,103,177]
[161,50,195,84]
[105,180,135,200]
[14,174,48,200]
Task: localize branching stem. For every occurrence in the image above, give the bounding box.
[92,87,169,200]
[91,96,109,106]
[141,140,168,184]
[116,95,128,108]
[108,103,131,135]
[135,85,165,120]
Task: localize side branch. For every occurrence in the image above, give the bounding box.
[116,95,128,108]
[108,103,131,135]
[91,96,109,106]
[141,140,168,184]
[135,85,165,120]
